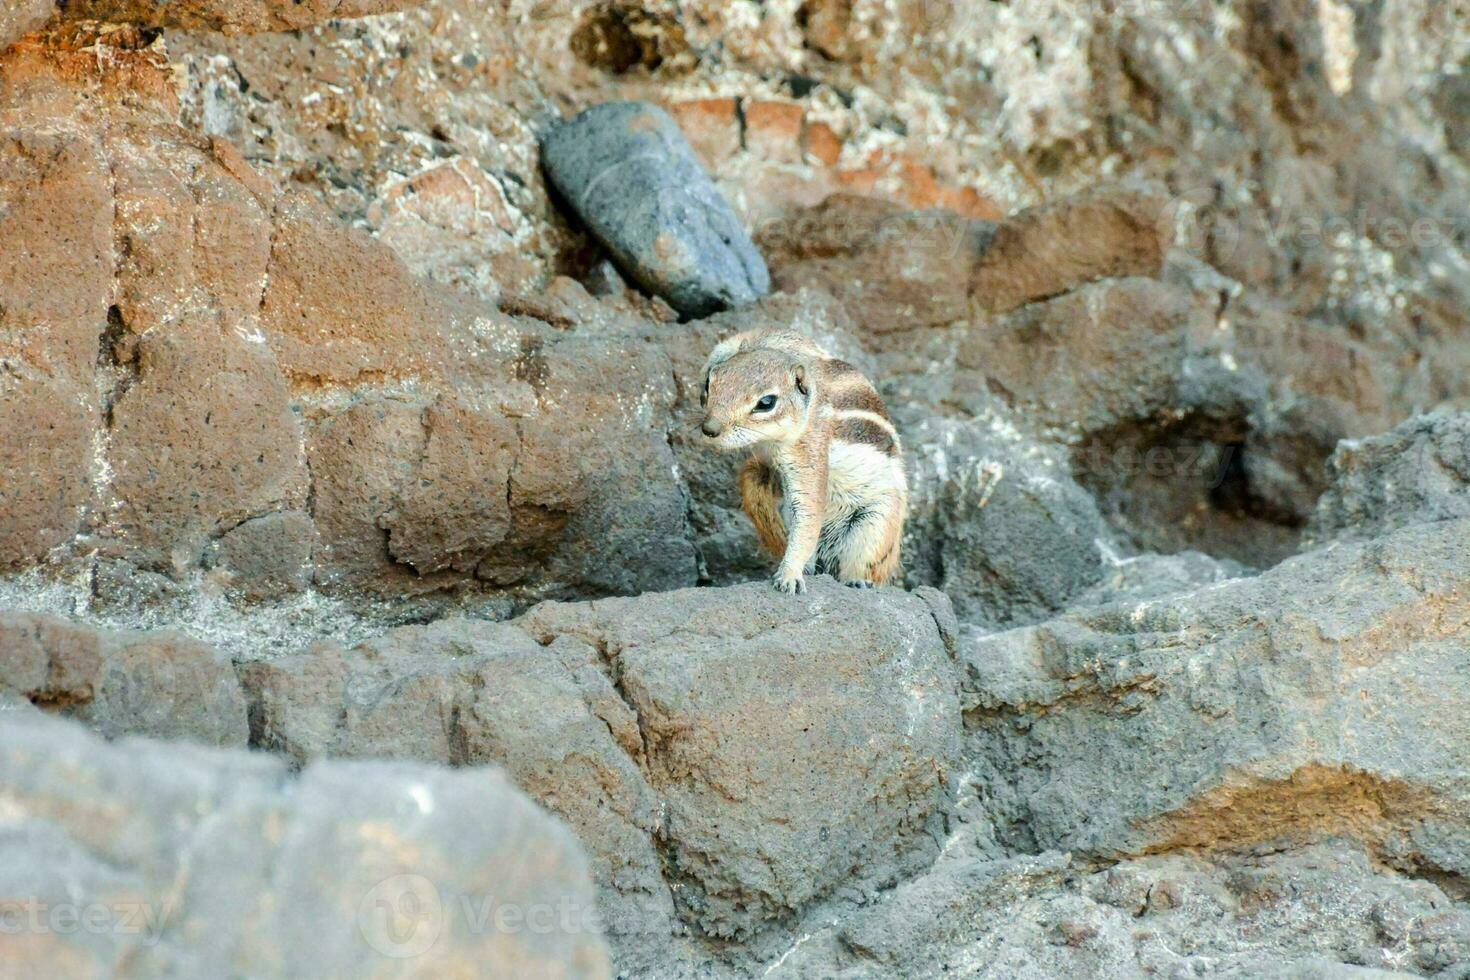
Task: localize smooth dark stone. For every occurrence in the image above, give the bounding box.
[542,101,770,318]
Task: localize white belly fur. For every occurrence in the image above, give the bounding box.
[822,440,905,525]
[771,440,905,531]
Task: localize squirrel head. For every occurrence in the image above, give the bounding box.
[699,347,813,451]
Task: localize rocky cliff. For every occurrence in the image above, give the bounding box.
[1,1,1467,977]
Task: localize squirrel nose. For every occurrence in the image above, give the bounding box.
[701,419,722,438]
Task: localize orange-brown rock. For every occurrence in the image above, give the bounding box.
[0,31,695,602]
[0,32,130,570]
[742,98,805,165]
[803,119,843,167]
[797,0,860,63]
[0,212,105,566]
[0,374,94,569]
[57,0,428,34]
[955,277,1209,433]
[970,188,1171,314]
[666,96,742,169]
[836,148,1003,221]
[759,193,994,339]
[260,191,455,386]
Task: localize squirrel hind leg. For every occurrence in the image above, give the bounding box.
[832,499,904,586]
[739,458,787,558]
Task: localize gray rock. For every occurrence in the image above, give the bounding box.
[518,579,959,943]
[1308,411,1470,545]
[541,101,770,319]
[960,519,1470,879]
[0,611,247,746]
[242,578,959,963]
[89,559,189,612]
[762,841,1467,979]
[833,852,1072,970]
[1434,71,1470,160]
[238,617,675,954]
[1071,549,1251,609]
[205,510,314,600]
[905,415,1109,627]
[0,710,610,978]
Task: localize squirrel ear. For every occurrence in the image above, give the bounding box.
[793,363,810,397]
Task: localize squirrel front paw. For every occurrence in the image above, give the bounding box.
[772,570,806,594]
[842,579,874,589]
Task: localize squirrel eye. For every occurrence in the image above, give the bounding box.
[753,394,778,412]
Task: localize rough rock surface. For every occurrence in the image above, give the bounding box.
[240,614,676,954]
[757,194,995,344]
[516,581,958,943]
[3,0,433,51]
[0,31,694,609]
[0,0,52,50]
[962,519,1470,882]
[542,102,770,318]
[3,0,1470,977]
[203,510,315,600]
[1070,549,1251,609]
[765,842,1470,978]
[0,611,247,746]
[969,187,1170,315]
[1309,412,1470,545]
[59,0,427,34]
[242,579,958,970]
[0,711,610,978]
[904,415,1110,628]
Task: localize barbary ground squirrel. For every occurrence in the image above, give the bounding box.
[699,329,908,593]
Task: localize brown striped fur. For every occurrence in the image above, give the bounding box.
[826,380,891,419]
[833,416,898,455]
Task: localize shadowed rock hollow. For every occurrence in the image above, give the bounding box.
[1,1,1468,977]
